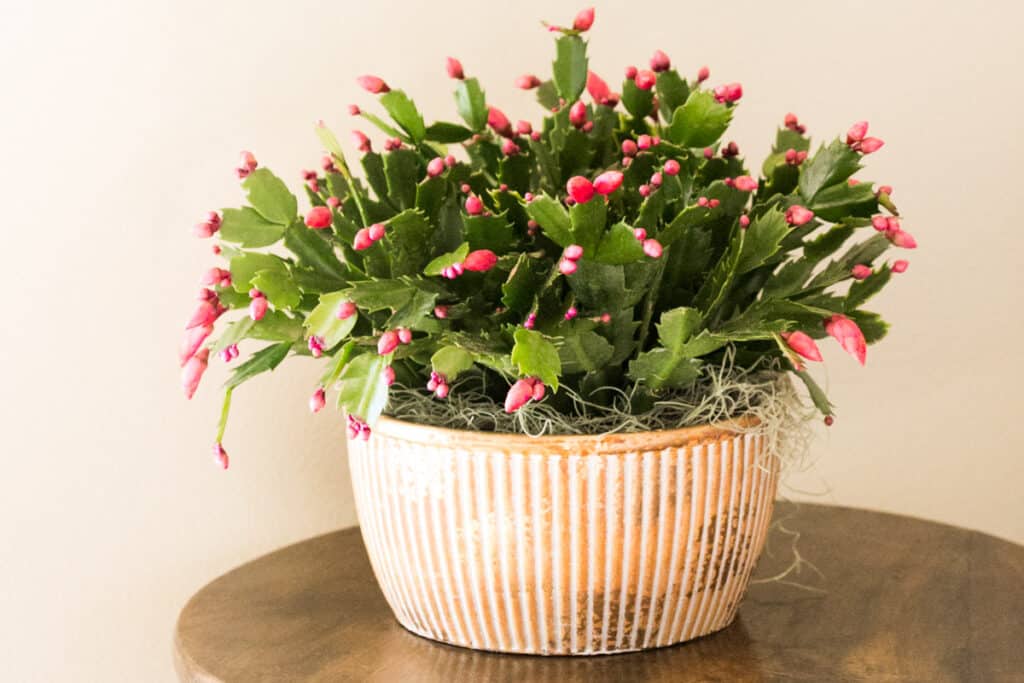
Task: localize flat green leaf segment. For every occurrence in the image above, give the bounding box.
[337,353,390,426]
[379,90,426,142]
[225,342,290,389]
[431,345,474,380]
[454,78,487,131]
[219,208,286,247]
[553,35,587,102]
[424,243,469,276]
[305,292,357,349]
[511,328,561,390]
[242,169,297,225]
[666,91,732,148]
[629,307,704,390]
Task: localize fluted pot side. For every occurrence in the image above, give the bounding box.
[347,417,779,655]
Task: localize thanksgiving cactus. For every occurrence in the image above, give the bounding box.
[180,8,915,465]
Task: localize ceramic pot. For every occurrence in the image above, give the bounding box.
[347,416,779,655]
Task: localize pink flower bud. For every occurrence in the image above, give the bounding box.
[633,228,647,241]
[305,206,332,229]
[179,324,214,366]
[642,238,663,258]
[426,157,445,178]
[573,7,595,31]
[650,49,671,72]
[434,305,448,319]
[464,249,498,272]
[351,130,371,153]
[634,69,656,90]
[367,223,386,242]
[879,185,893,196]
[446,57,464,80]
[353,228,374,251]
[569,101,587,128]
[824,314,867,365]
[739,215,751,228]
[600,313,612,324]
[621,139,638,157]
[348,104,361,116]
[851,264,872,280]
[249,295,268,321]
[663,159,681,176]
[697,65,710,82]
[703,147,714,160]
[213,442,229,469]
[624,65,638,79]
[562,244,583,261]
[235,151,258,179]
[564,306,578,320]
[337,301,357,320]
[513,120,533,137]
[892,259,909,273]
[465,195,484,215]
[181,348,209,399]
[326,196,341,209]
[309,387,326,414]
[383,366,396,386]
[593,171,624,196]
[559,258,578,275]
[200,267,231,287]
[887,229,917,249]
[501,139,521,156]
[824,415,834,427]
[713,82,743,103]
[858,137,885,154]
[378,331,400,355]
[515,74,542,90]
[697,196,709,207]
[504,378,536,413]
[785,205,815,226]
[846,120,868,144]
[638,184,651,197]
[708,199,720,208]
[586,71,613,105]
[649,172,663,188]
[637,134,653,150]
[566,175,595,204]
[871,215,890,232]
[487,106,513,137]
[781,331,823,362]
[397,328,413,344]
[356,75,390,94]
[784,112,799,128]
[186,301,218,329]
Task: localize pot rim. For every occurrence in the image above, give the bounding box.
[370,413,761,454]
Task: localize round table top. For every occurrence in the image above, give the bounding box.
[174,503,1024,682]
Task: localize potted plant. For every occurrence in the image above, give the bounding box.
[180,6,915,655]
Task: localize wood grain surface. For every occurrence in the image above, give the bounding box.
[173,503,1024,682]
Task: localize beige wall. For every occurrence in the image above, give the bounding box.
[1,0,1021,680]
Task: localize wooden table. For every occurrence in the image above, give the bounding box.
[174,503,1024,682]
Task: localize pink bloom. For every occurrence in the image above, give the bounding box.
[182,348,210,399]
[785,205,815,226]
[504,378,538,412]
[559,258,578,275]
[235,151,257,179]
[663,159,680,176]
[487,106,513,137]
[650,49,670,72]
[351,130,371,153]
[781,331,823,362]
[858,137,885,154]
[187,300,219,329]
[305,206,332,229]
[446,57,464,80]
[356,75,389,94]
[179,324,214,366]
[377,331,400,355]
[892,259,909,273]
[569,101,587,128]
[337,301,358,319]
[824,314,867,365]
[697,65,710,82]
[642,239,663,258]
[887,229,918,249]
[634,69,656,90]
[564,244,584,260]
[593,171,624,195]
[713,82,743,103]
[566,175,595,203]
[353,228,374,251]
[851,264,872,280]
[309,388,326,414]
[846,120,869,144]
[248,295,268,322]
[464,249,498,272]
[465,195,484,215]
[573,7,595,31]
[515,74,541,90]
[621,139,638,157]
[426,157,445,178]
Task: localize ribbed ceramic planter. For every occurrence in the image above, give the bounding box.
[347,416,779,655]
